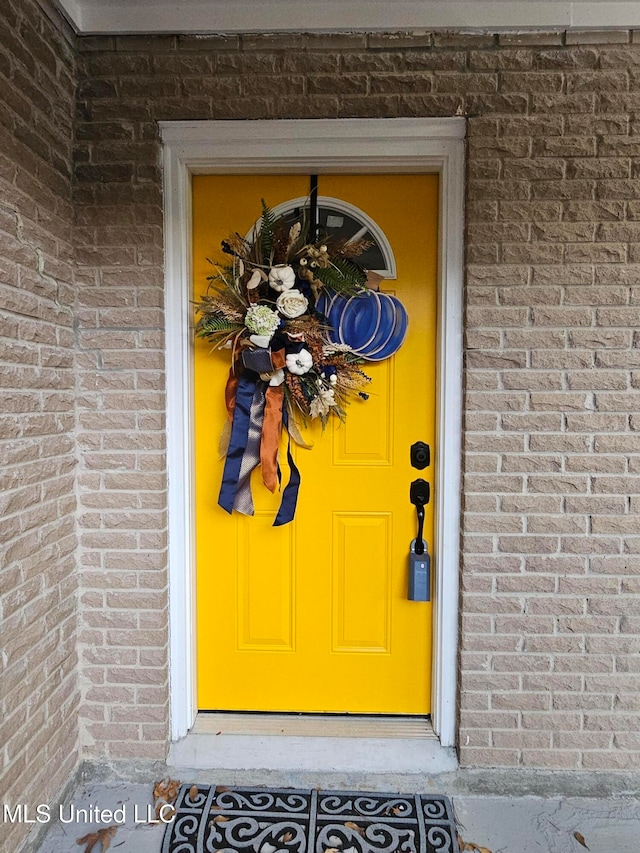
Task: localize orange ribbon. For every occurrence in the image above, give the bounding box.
[271,348,286,371]
[261,385,284,492]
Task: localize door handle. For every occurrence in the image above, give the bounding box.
[409,478,430,601]
[410,478,430,554]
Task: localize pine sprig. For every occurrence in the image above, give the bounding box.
[259,199,276,265]
[206,264,249,309]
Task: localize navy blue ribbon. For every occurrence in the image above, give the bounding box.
[273,409,301,527]
[218,372,256,514]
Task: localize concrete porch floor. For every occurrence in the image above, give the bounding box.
[31,778,640,853]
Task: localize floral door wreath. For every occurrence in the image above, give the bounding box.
[196,201,408,525]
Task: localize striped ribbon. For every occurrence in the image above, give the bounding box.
[232,382,266,515]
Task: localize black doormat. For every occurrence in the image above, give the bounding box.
[162,785,459,853]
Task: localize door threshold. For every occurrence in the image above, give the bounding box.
[193,712,437,739]
[168,712,458,779]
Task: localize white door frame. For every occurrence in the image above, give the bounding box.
[160,118,465,749]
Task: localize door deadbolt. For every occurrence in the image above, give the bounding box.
[410,441,430,470]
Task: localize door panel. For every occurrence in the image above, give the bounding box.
[193,173,438,714]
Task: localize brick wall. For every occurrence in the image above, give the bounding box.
[74,30,640,770]
[0,1,78,849]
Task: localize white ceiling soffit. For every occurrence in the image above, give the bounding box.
[55,0,640,36]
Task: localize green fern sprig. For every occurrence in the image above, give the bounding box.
[195,314,243,339]
[311,257,368,296]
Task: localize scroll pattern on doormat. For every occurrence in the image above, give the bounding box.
[161,785,459,853]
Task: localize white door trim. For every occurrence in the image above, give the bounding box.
[160,118,464,749]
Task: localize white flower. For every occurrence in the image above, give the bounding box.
[246,269,262,290]
[320,370,338,386]
[285,348,313,376]
[317,377,337,405]
[276,289,308,319]
[249,334,271,348]
[269,368,285,387]
[268,264,296,292]
[310,385,336,418]
[244,304,280,337]
[310,396,330,419]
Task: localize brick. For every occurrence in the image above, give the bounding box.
[340,52,399,72]
[530,350,592,370]
[568,30,630,45]
[367,34,433,50]
[568,159,630,180]
[533,94,598,116]
[498,32,563,47]
[568,71,630,93]
[309,74,367,95]
[568,115,629,135]
[532,180,595,200]
[396,93,464,117]
[502,158,565,180]
[434,33,496,48]
[492,692,551,711]
[499,201,562,221]
[500,72,563,93]
[469,49,532,71]
[522,749,580,769]
[434,72,498,94]
[467,93,529,114]
[369,72,432,94]
[598,179,640,199]
[534,48,599,69]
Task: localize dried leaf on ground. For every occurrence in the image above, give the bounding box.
[76,825,117,853]
[153,778,181,803]
[153,777,181,820]
[344,822,365,836]
[457,837,492,853]
[159,805,177,821]
[188,785,199,802]
[574,831,589,849]
[213,815,230,824]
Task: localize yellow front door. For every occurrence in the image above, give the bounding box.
[193,173,438,715]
